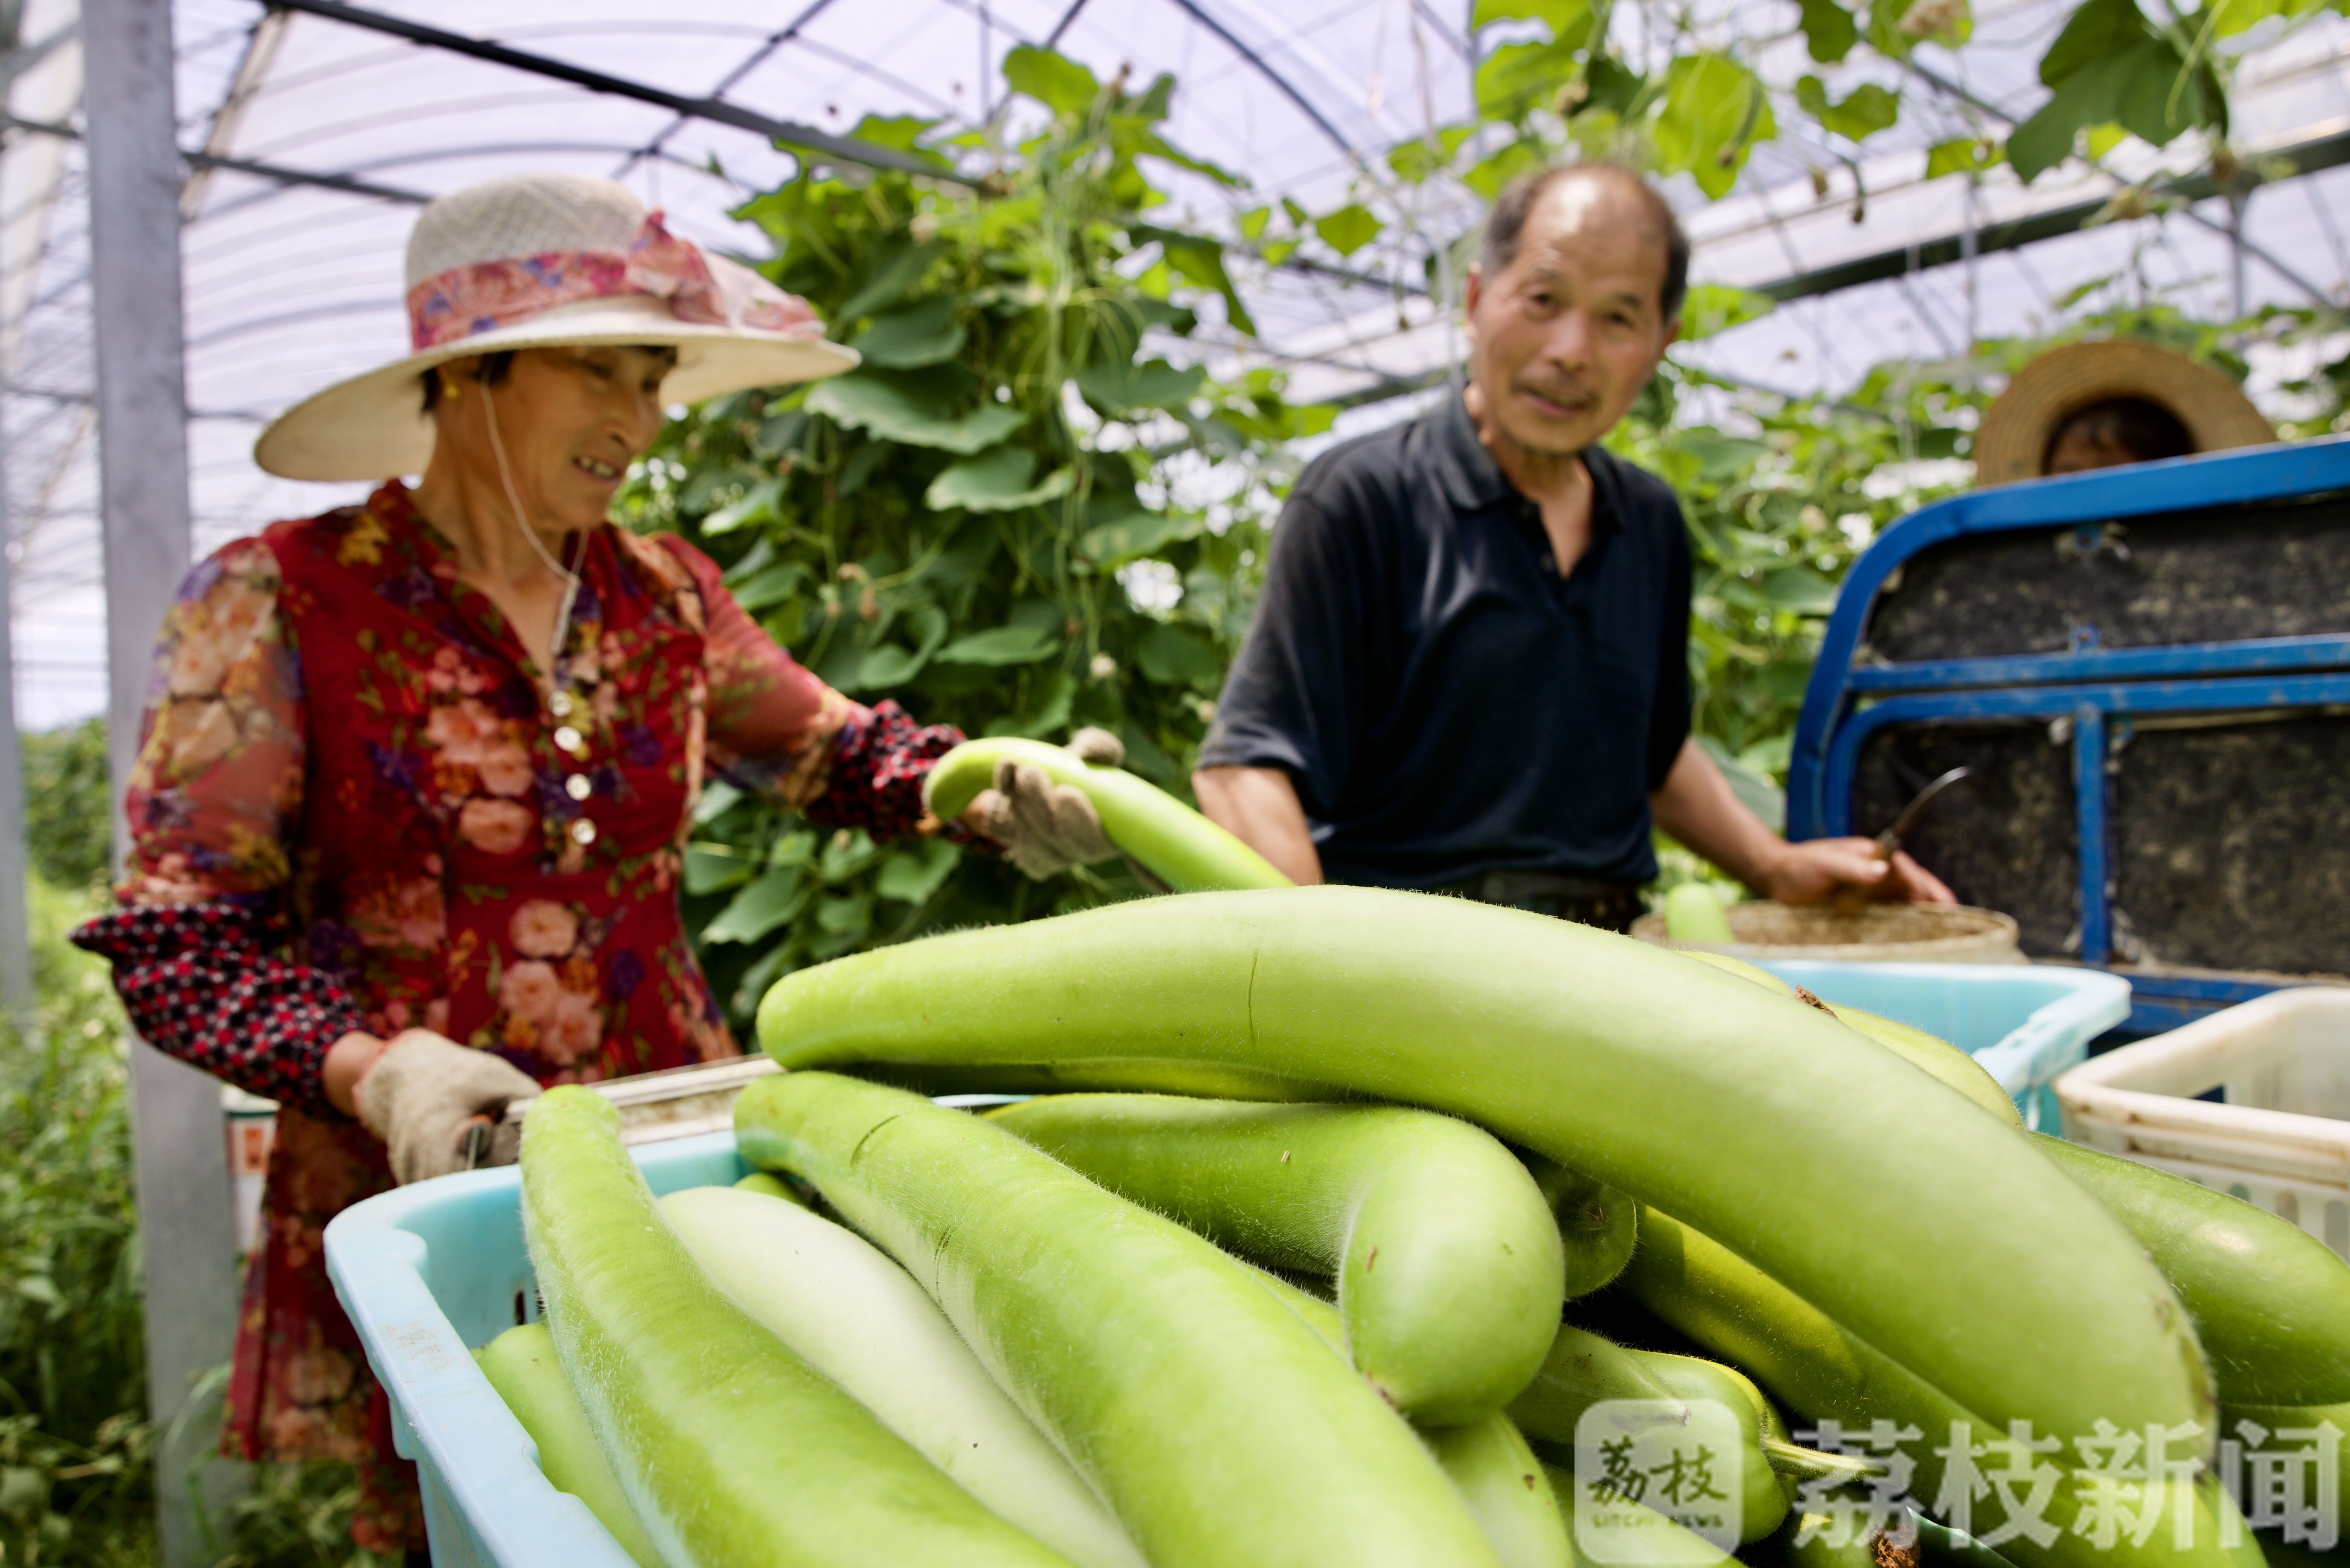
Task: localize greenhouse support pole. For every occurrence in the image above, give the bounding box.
[0,0,31,1034]
[84,0,246,1563]
[0,431,31,1033]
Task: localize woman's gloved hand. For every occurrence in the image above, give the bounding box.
[354,1029,539,1185]
[966,726,1125,880]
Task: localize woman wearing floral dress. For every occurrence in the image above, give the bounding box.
[72,172,1114,1554]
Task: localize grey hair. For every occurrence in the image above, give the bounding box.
[1479,163,1689,324]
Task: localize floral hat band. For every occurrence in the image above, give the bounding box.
[254,172,857,483]
[405,209,822,353]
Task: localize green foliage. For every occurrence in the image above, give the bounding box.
[1653,55,1777,198]
[0,860,391,1568]
[1795,76,1900,142]
[0,878,146,1567]
[1312,204,1383,258]
[615,62,1320,1030]
[204,1458,390,1568]
[1926,136,2003,178]
[1329,0,2284,259]
[1386,126,1476,185]
[2008,0,2226,180]
[22,720,112,896]
[1799,0,1863,62]
[1870,0,1972,57]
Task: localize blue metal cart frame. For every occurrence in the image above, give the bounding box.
[1787,435,2350,1035]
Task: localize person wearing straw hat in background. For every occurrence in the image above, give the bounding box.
[1973,337,2274,483]
[68,172,1116,1556]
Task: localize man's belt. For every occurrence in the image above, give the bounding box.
[1441,869,1646,933]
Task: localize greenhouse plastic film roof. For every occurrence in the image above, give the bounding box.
[5,0,2349,725]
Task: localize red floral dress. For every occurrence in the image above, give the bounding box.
[73,481,960,1551]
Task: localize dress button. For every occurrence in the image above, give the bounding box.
[564,774,593,802]
[548,691,574,718]
[554,725,584,754]
[569,819,597,847]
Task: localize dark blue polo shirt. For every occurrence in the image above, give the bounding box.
[1199,390,1692,889]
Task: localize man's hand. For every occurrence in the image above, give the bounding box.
[1750,838,1956,906]
[1650,739,1957,907]
[349,1029,539,1185]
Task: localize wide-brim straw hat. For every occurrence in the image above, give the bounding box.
[1973,338,2273,487]
[255,172,858,482]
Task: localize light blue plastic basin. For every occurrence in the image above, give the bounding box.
[1756,960,2132,1129]
[322,1131,745,1568]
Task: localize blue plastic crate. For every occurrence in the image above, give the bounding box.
[1756,961,2131,1131]
[322,1131,746,1568]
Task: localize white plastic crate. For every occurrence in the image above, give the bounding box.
[2055,987,2350,1262]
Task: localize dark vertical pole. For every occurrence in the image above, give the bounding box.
[84,0,243,1560]
[2074,706,2109,965]
[0,6,30,1032]
[0,393,30,1030]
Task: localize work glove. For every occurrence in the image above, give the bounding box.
[355,1030,539,1185]
[966,727,1124,880]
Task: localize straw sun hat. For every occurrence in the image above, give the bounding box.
[254,172,858,482]
[1972,338,2273,487]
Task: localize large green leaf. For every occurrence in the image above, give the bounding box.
[1762,564,1841,614]
[1475,37,1587,121]
[1386,125,1474,184]
[1134,225,1257,338]
[807,372,1029,454]
[1073,357,1206,413]
[703,477,785,536]
[2040,0,2145,87]
[1926,136,2002,178]
[1584,55,1646,115]
[702,867,808,945]
[2007,35,2202,180]
[1132,129,1246,188]
[1004,44,1101,116]
[1799,0,1860,61]
[837,240,945,324]
[876,838,962,904]
[1462,136,1548,199]
[855,606,948,690]
[846,113,950,161]
[684,842,751,895]
[2111,42,2215,146]
[1313,204,1383,258]
[935,623,1061,666]
[728,562,806,613]
[924,447,1078,513]
[1080,509,1200,565]
[1135,622,1224,686]
[1681,432,1773,480]
[815,890,874,939]
[983,665,1077,738]
[851,297,967,369]
[1653,55,1776,199]
[1796,76,1899,141]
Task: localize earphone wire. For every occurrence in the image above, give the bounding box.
[480,376,584,694]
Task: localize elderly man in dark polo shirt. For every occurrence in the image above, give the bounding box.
[1194,163,1952,928]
